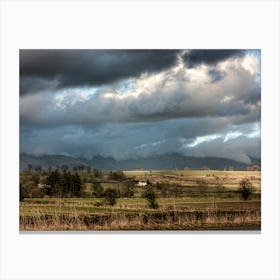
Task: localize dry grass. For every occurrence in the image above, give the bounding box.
[20,205,261,231]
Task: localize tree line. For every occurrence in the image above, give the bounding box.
[20,170,128,201]
[24,163,261,173]
[24,164,103,174]
[20,171,82,200]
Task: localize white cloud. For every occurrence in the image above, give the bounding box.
[245,122,260,138]
[241,54,259,75]
[54,87,97,109]
[223,131,243,142]
[187,134,221,148]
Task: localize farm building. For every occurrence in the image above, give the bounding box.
[37,183,51,189]
[136,180,152,186]
[136,180,148,186]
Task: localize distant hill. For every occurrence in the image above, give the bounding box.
[20,153,88,171]
[20,153,258,171]
[87,154,253,170]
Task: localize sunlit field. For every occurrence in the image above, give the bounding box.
[20,169,261,231]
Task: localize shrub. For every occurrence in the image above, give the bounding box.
[20,181,44,200]
[238,178,255,200]
[103,188,118,206]
[120,180,135,197]
[142,188,158,209]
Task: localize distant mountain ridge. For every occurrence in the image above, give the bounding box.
[20,154,89,171]
[20,153,260,171]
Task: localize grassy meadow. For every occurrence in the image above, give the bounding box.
[20,169,261,231]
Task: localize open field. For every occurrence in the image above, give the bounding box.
[20,170,261,231]
[125,170,261,189]
[124,170,260,177]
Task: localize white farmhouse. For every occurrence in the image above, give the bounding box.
[137,180,148,187]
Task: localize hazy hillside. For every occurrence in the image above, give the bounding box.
[20,153,89,171]
[88,154,252,170]
[20,153,257,171]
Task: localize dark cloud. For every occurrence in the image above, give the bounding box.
[208,69,225,82]
[20,87,256,127]
[243,85,261,105]
[20,50,180,95]
[20,77,59,95]
[20,120,260,163]
[20,50,261,127]
[19,49,261,162]
[183,49,245,68]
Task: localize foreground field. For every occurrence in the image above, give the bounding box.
[20,198,260,231]
[20,170,261,231]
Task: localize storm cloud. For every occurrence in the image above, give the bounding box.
[183,49,245,67]
[20,49,261,163]
[20,50,180,95]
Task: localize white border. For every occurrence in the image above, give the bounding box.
[1,1,279,280]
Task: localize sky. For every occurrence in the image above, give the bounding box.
[20,50,261,164]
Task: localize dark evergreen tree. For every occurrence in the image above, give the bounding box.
[72,172,82,197]
[46,170,61,196]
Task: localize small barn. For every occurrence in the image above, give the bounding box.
[136,180,148,187]
[37,183,51,189]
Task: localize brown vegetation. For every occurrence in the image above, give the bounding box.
[20,169,261,231]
